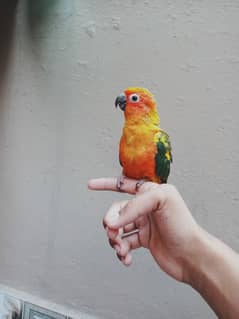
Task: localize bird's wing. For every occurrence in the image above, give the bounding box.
[155,130,172,183]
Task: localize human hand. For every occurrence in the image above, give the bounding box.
[88,177,202,283]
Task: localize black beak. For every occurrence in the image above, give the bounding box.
[115,93,126,111]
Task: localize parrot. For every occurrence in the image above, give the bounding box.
[115,87,172,190]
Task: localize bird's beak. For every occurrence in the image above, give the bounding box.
[115,93,126,111]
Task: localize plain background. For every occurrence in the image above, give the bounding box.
[0,1,239,318]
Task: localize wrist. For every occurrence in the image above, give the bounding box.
[182,226,216,285]
[182,227,239,319]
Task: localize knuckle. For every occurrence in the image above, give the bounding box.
[139,181,158,193]
[163,183,177,194]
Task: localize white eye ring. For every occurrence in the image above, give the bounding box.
[129,94,140,103]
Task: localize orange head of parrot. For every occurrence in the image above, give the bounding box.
[115,87,159,124]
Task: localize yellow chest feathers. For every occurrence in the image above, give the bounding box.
[120,124,159,159]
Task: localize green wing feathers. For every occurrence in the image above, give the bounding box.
[155,131,172,183]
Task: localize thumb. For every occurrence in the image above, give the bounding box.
[106,188,166,229]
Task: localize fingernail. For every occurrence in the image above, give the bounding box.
[124,254,132,267]
[87,180,93,189]
[107,228,118,240]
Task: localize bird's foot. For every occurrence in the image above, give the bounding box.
[135,179,147,192]
[116,175,125,192]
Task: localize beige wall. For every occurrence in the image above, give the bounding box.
[0,1,239,318]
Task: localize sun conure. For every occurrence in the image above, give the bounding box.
[115,87,172,188]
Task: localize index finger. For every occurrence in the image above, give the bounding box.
[88,177,157,195]
[88,177,137,194]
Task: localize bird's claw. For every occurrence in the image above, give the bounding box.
[135,179,146,192]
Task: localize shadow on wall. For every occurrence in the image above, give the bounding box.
[26,0,58,39]
[0,0,18,98]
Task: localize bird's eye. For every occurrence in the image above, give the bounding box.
[129,94,140,103]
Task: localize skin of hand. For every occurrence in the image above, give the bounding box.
[88,177,239,319]
[88,177,201,283]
